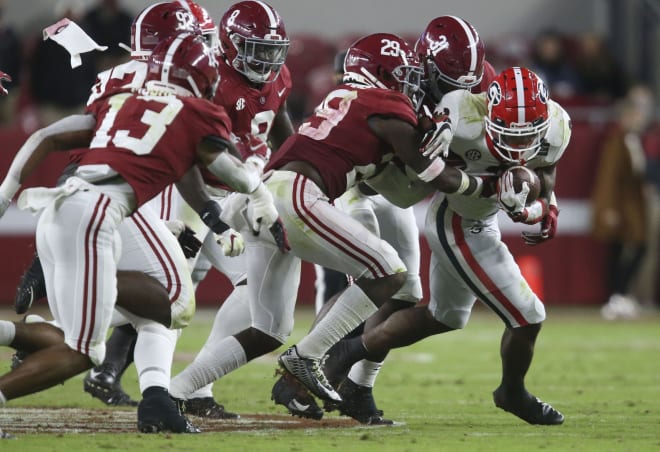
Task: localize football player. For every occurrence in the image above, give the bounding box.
[320,66,568,425]
[0,32,282,433]
[273,16,498,424]
[251,31,486,403]
[84,0,295,419]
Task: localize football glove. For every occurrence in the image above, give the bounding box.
[498,171,530,218]
[269,218,291,253]
[249,183,280,234]
[419,105,452,160]
[178,226,203,258]
[164,220,202,259]
[522,204,559,246]
[215,228,245,257]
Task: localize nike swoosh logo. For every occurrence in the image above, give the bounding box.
[287,399,310,412]
[277,87,286,97]
[500,201,516,212]
[89,369,103,380]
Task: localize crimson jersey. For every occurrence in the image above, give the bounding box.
[267,85,418,201]
[86,60,148,107]
[77,92,231,207]
[198,61,292,188]
[214,61,291,150]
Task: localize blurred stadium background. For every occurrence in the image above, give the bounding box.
[0,0,658,308]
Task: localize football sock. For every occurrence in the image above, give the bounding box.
[347,359,383,388]
[0,321,16,346]
[297,285,377,359]
[134,323,178,393]
[169,335,247,400]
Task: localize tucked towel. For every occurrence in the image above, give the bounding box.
[18,177,89,213]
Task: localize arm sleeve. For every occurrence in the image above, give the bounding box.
[0,114,96,200]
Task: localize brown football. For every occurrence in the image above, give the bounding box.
[497,166,542,205]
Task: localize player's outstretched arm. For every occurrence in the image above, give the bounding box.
[196,136,289,251]
[368,116,483,197]
[0,114,95,217]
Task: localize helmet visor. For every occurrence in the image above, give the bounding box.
[234,35,290,83]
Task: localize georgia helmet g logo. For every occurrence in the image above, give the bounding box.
[537,78,549,104]
[488,81,502,105]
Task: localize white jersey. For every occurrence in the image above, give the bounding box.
[438,90,571,220]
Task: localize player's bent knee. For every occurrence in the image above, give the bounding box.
[434,308,471,330]
[64,338,106,367]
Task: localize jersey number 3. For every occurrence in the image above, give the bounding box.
[90,93,184,155]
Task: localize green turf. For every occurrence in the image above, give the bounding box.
[1,305,659,451]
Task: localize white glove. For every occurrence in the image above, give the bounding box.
[248,183,279,234]
[215,228,245,257]
[420,105,453,159]
[164,220,186,238]
[498,171,530,215]
[0,195,10,219]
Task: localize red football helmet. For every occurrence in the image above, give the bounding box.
[416,16,485,101]
[485,67,551,164]
[145,33,219,99]
[218,0,289,84]
[176,0,220,54]
[343,33,423,107]
[130,2,201,60]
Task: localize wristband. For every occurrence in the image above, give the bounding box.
[200,200,230,234]
[417,158,446,182]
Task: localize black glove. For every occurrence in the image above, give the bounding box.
[178,227,202,259]
[269,218,291,253]
[200,200,230,234]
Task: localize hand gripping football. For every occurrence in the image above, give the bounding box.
[497,166,541,206]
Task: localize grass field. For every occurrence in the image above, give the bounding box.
[0,304,659,451]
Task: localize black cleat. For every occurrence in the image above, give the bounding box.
[271,369,324,420]
[493,386,565,425]
[278,346,341,403]
[184,397,239,419]
[327,379,394,425]
[137,391,200,434]
[14,253,47,314]
[0,427,15,439]
[323,340,353,388]
[84,366,138,407]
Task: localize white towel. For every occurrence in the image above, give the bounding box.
[18,177,89,214]
[43,18,108,68]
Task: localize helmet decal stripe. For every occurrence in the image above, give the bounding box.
[254,0,277,28]
[162,34,186,84]
[450,15,478,74]
[513,66,525,123]
[134,2,163,52]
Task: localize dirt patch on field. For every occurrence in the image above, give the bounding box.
[0,407,358,434]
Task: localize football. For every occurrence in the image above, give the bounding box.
[497,166,542,205]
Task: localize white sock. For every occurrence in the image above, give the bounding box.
[297,284,377,359]
[170,335,247,400]
[173,286,250,400]
[0,321,16,346]
[133,323,178,394]
[0,390,7,404]
[188,383,214,399]
[347,359,383,388]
